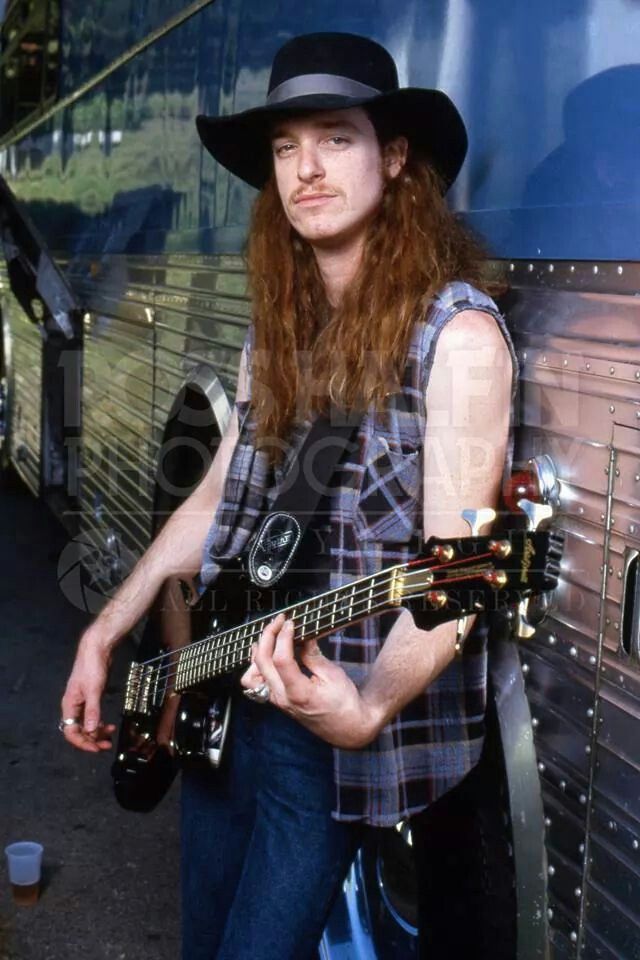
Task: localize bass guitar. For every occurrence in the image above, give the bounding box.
[112,501,563,812]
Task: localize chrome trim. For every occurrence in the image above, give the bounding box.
[0,0,218,148]
[489,259,640,295]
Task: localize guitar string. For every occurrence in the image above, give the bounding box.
[149,575,401,688]
[154,583,395,688]
[146,564,494,694]
[133,558,497,697]
[139,547,492,674]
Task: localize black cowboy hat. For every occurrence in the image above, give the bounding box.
[196,32,467,192]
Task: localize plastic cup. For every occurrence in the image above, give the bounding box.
[4,842,43,906]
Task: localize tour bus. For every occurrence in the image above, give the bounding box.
[1,1,639,957]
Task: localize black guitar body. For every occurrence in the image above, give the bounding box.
[112,557,313,812]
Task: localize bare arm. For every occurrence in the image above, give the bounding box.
[61,348,250,750]
[242,310,513,747]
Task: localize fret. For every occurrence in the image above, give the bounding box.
[331,594,337,629]
[348,583,356,622]
[301,602,310,640]
[368,576,375,613]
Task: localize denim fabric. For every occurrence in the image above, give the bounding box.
[181,696,362,960]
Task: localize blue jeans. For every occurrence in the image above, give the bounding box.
[181,696,362,960]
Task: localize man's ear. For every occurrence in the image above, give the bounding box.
[383,136,409,178]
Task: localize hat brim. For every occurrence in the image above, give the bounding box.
[196,88,467,192]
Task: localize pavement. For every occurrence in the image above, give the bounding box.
[0,477,181,960]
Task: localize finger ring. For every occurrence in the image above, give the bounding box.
[243,683,270,704]
[58,717,81,732]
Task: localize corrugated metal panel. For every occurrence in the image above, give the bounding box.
[509,260,640,958]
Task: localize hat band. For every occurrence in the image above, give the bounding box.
[266,73,382,106]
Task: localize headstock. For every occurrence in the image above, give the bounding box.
[397,498,563,631]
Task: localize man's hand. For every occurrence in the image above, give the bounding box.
[60,629,116,753]
[241,614,381,749]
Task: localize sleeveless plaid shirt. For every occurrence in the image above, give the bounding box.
[201,281,517,826]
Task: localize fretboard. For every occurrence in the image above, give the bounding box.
[173,565,403,693]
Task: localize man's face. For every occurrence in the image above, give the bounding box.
[271,107,403,251]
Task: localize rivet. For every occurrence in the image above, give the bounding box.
[608,820,616,830]
[637,411,640,419]
[569,646,578,657]
[578,506,584,515]
[589,655,597,665]
[579,794,587,805]
[548,634,557,645]
[609,405,615,413]
[522,663,530,674]
[587,708,594,718]
[601,513,606,521]
[570,265,576,273]
[542,355,548,363]
[538,762,545,772]
[636,371,640,380]
[532,717,539,728]
[606,617,611,625]
[604,468,609,475]
[635,475,640,482]
[586,362,591,370]
[522,351,528,361]
[528,263,534,273]
[617,570,622,579]
[544,817,551,827]
[575,887,582,897]
[585,745,591,754]
[579,842,585,854]
[609,367,615,375]
[593,265,599,275]
[563,358,568,366]
[633,839,639,850]
[618,265,624,275]
[548,264,555,273]
[548,864,556,876]
[630,525,636,534]
[609,566,613,575]
[509,263,515,272]
[619,674,625,684]
[560,780,567,791]
[615,468,620,477]
[570,931,578,943]
[118,753,126,762]
[547,908,554,920]
[614,621,619,630]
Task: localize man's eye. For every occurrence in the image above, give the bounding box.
[274,143,295,156]
[327,136,349,146]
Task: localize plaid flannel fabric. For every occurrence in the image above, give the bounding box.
[201,281,518,825]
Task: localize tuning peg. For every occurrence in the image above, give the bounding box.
[518,499,553,532]
[515,599,536,639]
[461,508,496,537]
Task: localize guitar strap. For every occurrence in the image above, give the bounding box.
[246,413,360,588]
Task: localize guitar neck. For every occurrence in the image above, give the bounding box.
[174,566,403,692]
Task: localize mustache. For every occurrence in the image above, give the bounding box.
[290,186,342,204]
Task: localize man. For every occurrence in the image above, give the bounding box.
[61,32,515,960]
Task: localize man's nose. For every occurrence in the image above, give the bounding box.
[297,143,324,182]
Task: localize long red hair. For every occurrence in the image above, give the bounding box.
[246,150,499,456]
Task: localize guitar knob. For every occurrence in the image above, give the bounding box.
[518,498,553,532]
[461,507,496,537]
